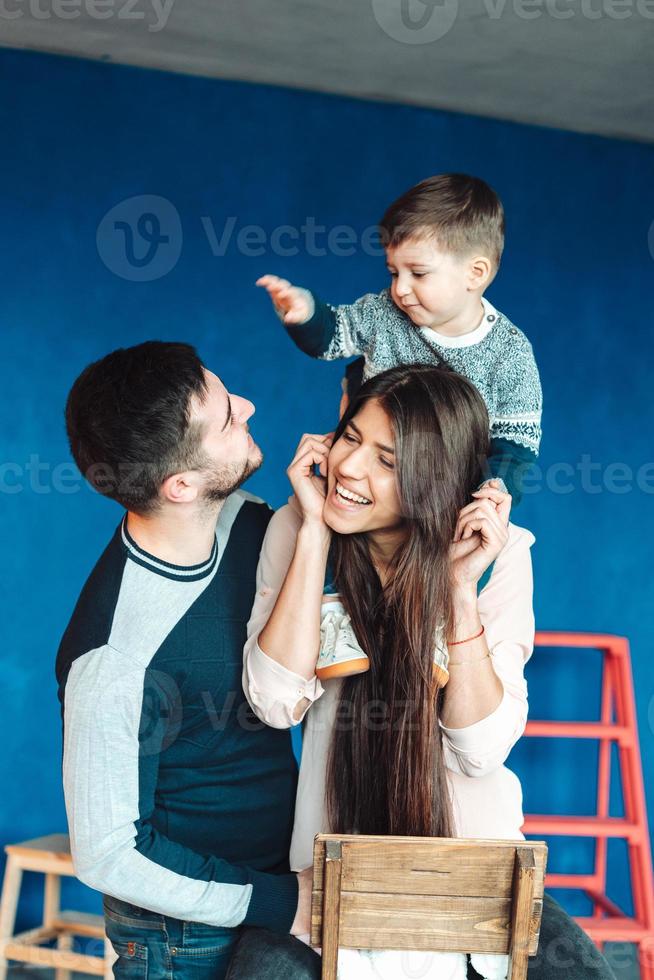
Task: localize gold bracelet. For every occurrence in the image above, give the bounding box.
[448,652,491,667]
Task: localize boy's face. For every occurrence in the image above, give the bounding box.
[386,236,477,330]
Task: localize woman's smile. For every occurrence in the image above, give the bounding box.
[332,479,372,509]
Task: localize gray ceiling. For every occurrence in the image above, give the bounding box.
[1,0,653,142]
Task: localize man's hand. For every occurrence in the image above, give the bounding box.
[290,867,313,936]
[256,275,313,324]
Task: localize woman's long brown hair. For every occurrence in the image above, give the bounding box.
[326,363,490,839]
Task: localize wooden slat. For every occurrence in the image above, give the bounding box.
[508,848,536,979]
[314,838,546,898]
[0,927,57,948]
[53,912,106,939]
[2,945,105,975]
[5,836,70,859]
[315,891,543,955]
[321,843,343,980]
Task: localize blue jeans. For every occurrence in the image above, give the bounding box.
[103,895,239,980]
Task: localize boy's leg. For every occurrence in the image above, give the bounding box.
[225,927,321,980]
[103,895,238,980]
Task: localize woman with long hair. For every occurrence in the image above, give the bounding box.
[243,363,532,979]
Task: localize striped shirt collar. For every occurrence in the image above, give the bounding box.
[121,516,218,582]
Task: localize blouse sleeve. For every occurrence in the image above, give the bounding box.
[440,523,536,778]
[242,501,325,730]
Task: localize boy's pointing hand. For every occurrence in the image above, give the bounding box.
[256,274,313,325]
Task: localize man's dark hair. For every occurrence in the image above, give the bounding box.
[379,173,505,272]
[65,341,209,515]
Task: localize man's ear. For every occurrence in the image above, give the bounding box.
[466,255,493,292]
[160,471,200,505]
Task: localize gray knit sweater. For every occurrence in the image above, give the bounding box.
[289,288,542,456]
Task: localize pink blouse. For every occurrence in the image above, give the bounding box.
[242,500,536,872]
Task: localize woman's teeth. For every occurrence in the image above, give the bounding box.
[335,481,371,505]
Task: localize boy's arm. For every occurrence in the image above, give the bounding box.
[287,290,393,361]
[488,331,542,505]
[486,438,538,506]
[257,274,386,361]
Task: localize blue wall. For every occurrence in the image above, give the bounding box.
[1,48,652,927]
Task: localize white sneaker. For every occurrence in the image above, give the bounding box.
[317,598,450,687]
[316,598,370,680]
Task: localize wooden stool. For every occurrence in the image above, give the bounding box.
[0,834,116,980]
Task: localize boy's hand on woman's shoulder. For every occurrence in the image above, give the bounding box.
[256,274,313,324]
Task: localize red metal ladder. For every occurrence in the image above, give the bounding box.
[521,632,654,978]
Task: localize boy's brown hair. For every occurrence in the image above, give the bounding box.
[379,173,505,272]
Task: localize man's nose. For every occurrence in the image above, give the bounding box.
[233,395,255,423]
[396,277,411,297]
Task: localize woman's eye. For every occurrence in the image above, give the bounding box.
[379,457,394,470]
[343,433,357,444]
[412,272,425,279]
[388,271,398,278]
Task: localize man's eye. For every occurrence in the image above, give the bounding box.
[412,272,426,279]
[388,271,398,278]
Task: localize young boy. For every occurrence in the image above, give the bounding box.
[257,173,542,505]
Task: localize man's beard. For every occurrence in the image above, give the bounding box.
[201,444,264,503]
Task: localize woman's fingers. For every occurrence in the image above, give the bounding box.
[288,434,333,476]
[291,433,332,459]
[449,535,480,562]
[457,502,506,540]
[288,443,329,475]
[454,498,500,541]
[472,484,512,525]
[458,513,508,553]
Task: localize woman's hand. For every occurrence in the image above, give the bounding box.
[287,432,333,529]
[450,482,511,592]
